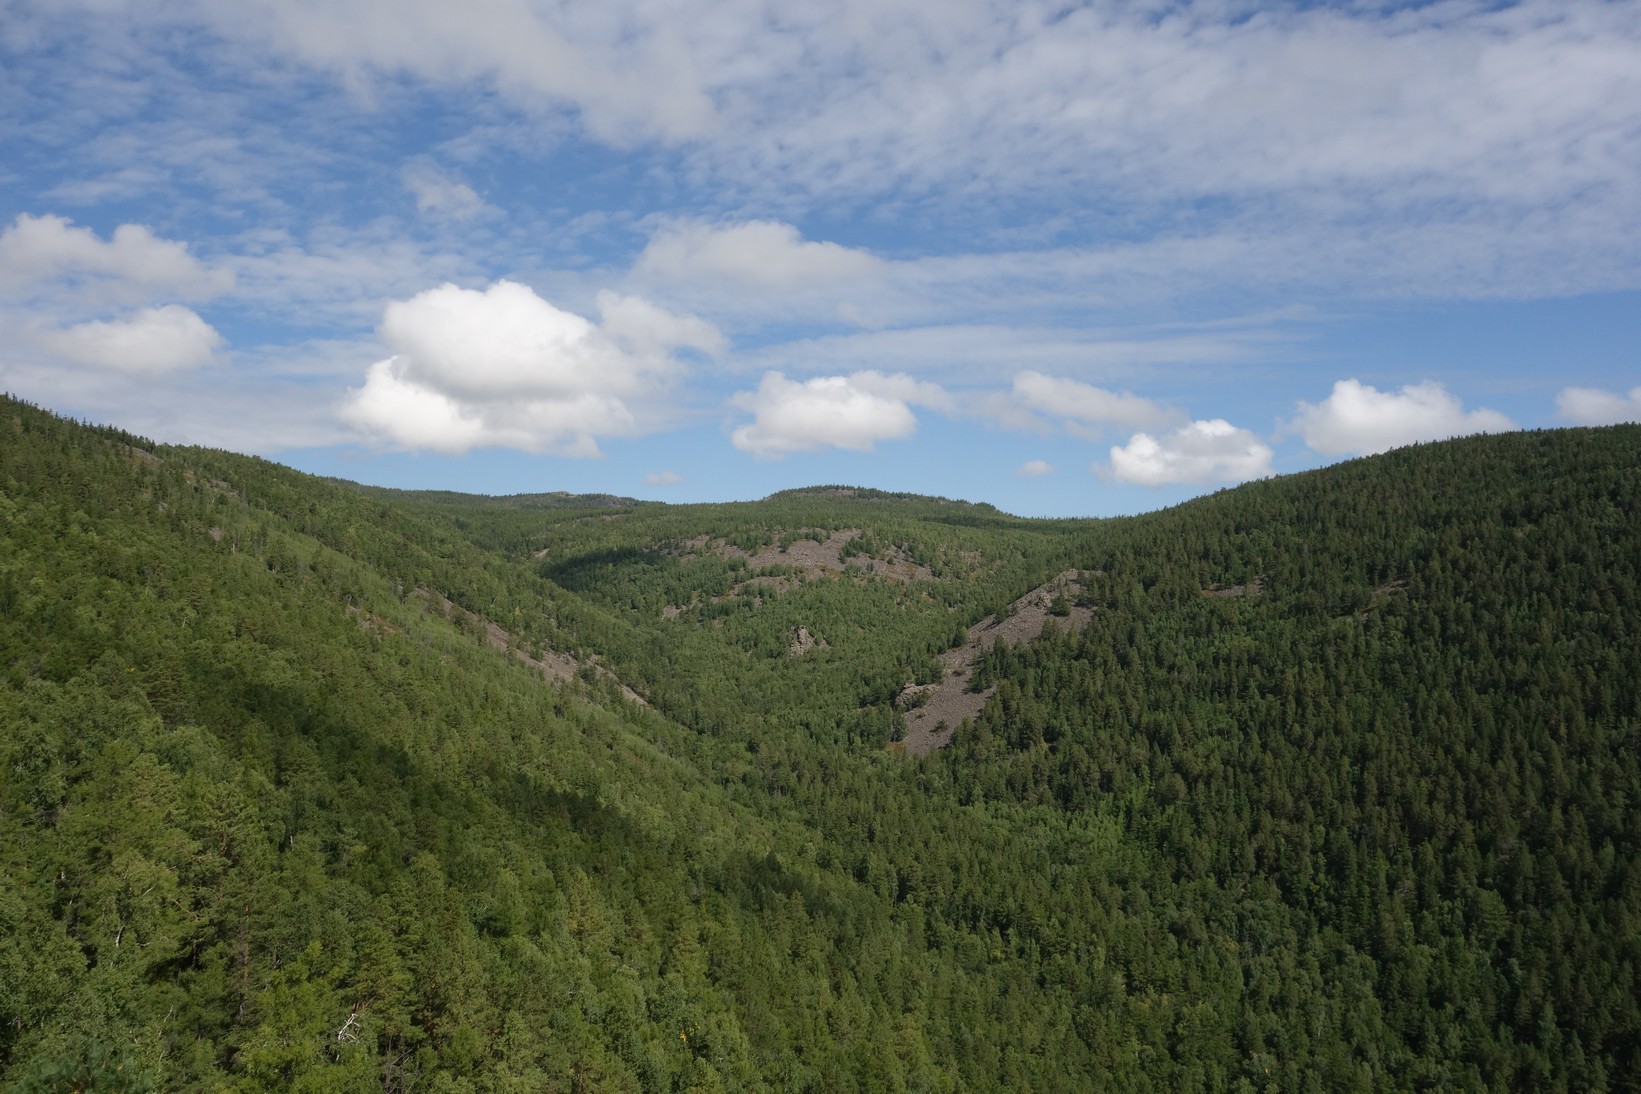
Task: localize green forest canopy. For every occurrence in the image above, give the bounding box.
[2,394,1638,1091]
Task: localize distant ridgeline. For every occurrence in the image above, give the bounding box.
[2,392,1638,1091]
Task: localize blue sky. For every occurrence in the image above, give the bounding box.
[2,0,1638,518]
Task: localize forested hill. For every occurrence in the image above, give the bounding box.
[2,393,1638,1091]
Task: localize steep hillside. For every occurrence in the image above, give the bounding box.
[3,395,1638,1091]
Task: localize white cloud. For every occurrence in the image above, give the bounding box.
[701,0,1641,213]
[342,279,715,455]
[723,315,1305,384]
[37,306,222,373]
[7,0,1638,502]
[596,290,725,359]
[341,360,501,454]
[0,334,365,455]
[376,281,608,403]
[65,0,1638,230]
[1017,459,1053,478]
[634,220,884,292]
[1293,379,1516,457]
[1556,385,1641,426]
[730,370,949,458]
[226,230,480,327]
[1109,420,1274,487]
[403,165,490,220]
[20,0,1641,307]
[184,0,718,143]
[0,213,231,303]
[16,0,1638,328]
[0,216,229,385]
[644,470,684,486]
[1012,370,1181,434]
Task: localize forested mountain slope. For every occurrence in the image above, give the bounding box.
[2,395,1637,1091]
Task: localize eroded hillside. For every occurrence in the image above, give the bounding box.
[899,569,1093,755]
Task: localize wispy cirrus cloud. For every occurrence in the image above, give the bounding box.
[1010,371,1182,437]
[250,0,717,142]
[635,220,883,293]
[725,320,1297,388]
[403,164,492,221]
[11,0,1640,322]
[695,1,1641,220]
[22,1,1638,250]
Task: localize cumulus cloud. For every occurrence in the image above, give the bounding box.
[403,165,490,220]
[342,280,717,455]
[0,218,229,383]
[1293,379,1516,457]
[1011,370,1182,435]
[1109,420,1274,487]
[1556,385,1641,426]
[342,360,504,454]
[0,213,231,303]
[730,370,949,458]
[37,306,223,373]
[635,220,884,292]
[1017,459,1053,478]
[597,290,725,359]
[644,470,684,486]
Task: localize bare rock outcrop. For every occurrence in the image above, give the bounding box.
[900,570,1092,756]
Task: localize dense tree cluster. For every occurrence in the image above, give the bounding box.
[2,395,1637,1090]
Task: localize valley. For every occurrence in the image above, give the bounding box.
[2,395,1638,1091]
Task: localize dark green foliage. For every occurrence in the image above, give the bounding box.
[947,428,1641,1089]
[3,394,1639,1090]
[12,1037,155,1093]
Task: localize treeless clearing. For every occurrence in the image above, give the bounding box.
[900,570,1092,756]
